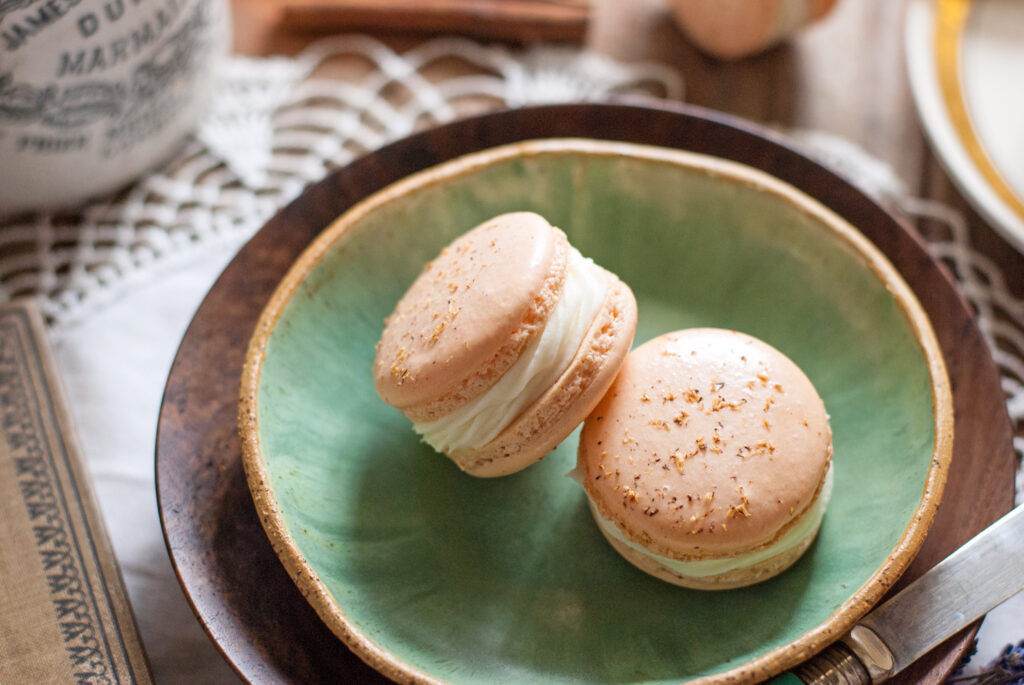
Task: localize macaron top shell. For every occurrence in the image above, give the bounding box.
[373,212,569,417]
[579,328,832,560]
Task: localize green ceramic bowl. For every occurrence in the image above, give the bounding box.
[239,139,952,684]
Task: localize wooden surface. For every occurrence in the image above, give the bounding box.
[156,1,1022,683]
[157,102,1016,684]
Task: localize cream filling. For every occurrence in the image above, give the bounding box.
[586,464,833,578]
[413,247,607,453]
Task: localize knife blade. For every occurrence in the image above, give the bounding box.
[779,504,1024,684]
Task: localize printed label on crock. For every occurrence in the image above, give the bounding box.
[1,0,85,52]
[0,0,217,160]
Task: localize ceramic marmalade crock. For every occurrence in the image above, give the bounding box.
[0,0,229,217]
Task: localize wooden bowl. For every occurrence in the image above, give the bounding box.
[156,102,1015,685]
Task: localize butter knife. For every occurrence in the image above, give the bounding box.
[775,504,1024,684]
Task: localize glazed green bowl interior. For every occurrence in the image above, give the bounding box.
[248,141,945,684]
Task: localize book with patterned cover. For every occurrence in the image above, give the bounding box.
[0,301,153,684]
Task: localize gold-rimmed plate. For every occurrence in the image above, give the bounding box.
[906,0,1024,252]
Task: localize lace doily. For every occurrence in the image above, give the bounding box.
[0,36,1020,484]
[0,36,680,327]
[789,129,1024,487]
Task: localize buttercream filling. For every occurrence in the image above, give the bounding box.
[585,463,833,578]
[413,246,607,453]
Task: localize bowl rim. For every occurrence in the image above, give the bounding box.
[237,137,954,685]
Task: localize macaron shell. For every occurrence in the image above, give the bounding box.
[594,502,822,590]
[451,273,638,477]
[373,212,568,417]
[579,328,832,559]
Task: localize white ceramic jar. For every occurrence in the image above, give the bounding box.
[0,0,229,217]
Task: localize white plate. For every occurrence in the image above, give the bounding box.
[906,0,1024,252]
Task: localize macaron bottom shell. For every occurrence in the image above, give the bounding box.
[598,513,821,590]
[587,464,832,590]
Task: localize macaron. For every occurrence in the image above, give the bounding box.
[373,211,638,477]
[576,328,833,589]
[669,0,839,60]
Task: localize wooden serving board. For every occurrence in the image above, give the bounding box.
[156,102,1016,684]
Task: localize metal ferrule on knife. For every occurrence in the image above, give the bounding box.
[787,504,1024,684]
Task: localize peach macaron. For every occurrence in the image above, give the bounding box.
[669,0,839,60]
[576,328,833,589]
[373,211,637,477]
